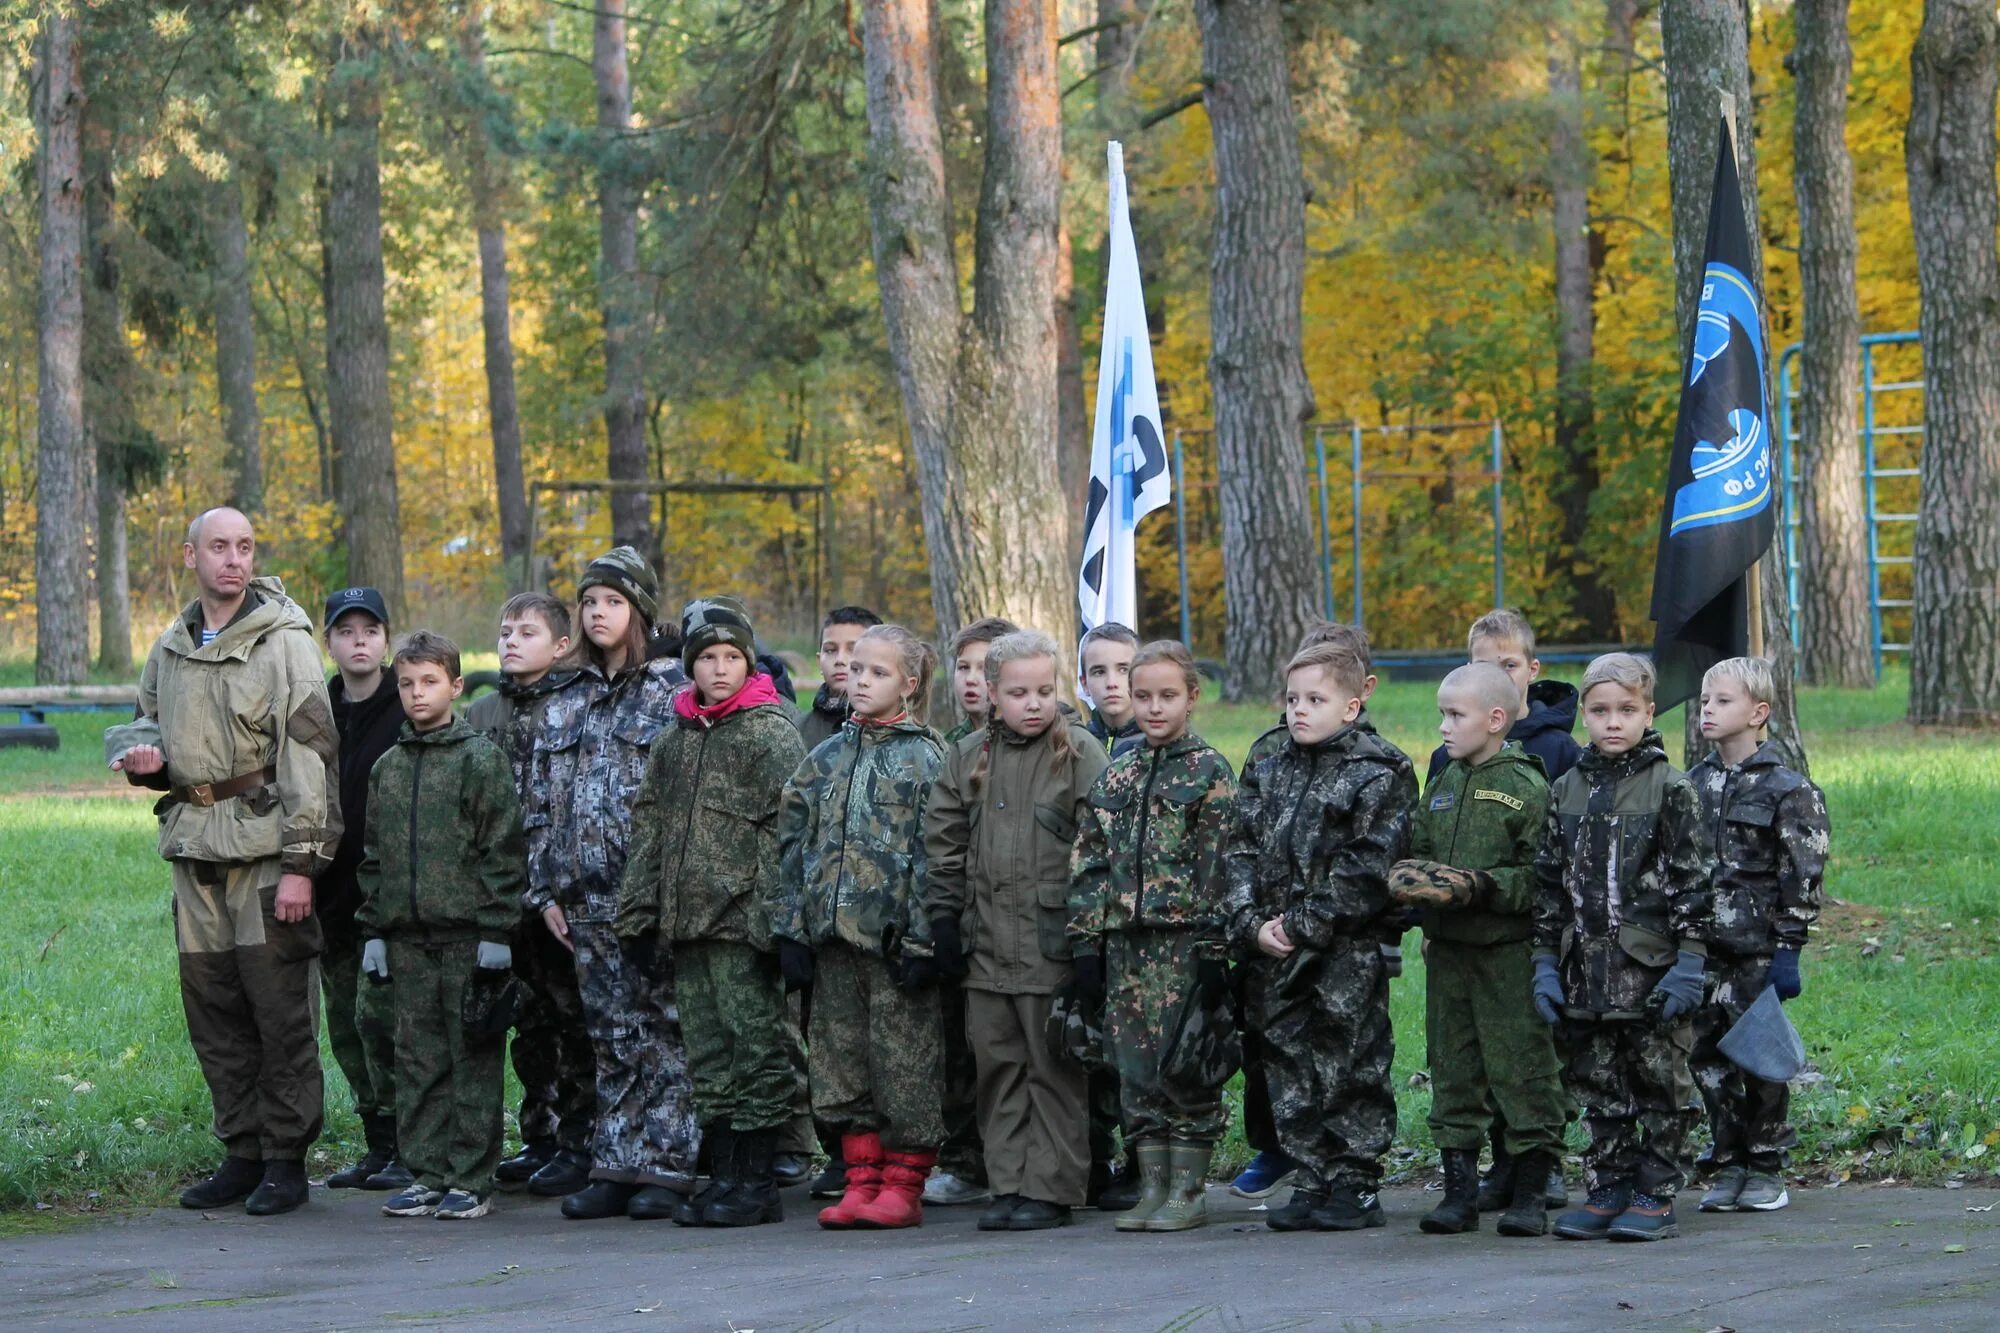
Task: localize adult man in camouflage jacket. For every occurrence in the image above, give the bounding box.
[107,507,339,1216]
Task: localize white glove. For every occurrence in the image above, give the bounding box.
[476,940,513,971]
[362,938,389,983]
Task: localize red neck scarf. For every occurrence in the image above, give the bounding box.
[675,672,781,727]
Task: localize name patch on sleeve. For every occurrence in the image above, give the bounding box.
[1473,788,1524,811]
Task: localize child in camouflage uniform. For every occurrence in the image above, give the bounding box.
[925,630,1110,1231]
[617,596,806,1229]
[1531,653,1714,1242]
[775,625,949,1230]
[1391,663,1563,1239]
[1690,657,1828,1215]
[1069,641,1236,1234]
[1222,640,1416,1234]
[357,632,524,1221]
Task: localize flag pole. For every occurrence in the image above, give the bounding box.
[1716,88,1767,659]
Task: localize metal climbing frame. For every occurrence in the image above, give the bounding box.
[1775,331,1922,677]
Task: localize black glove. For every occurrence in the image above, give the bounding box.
[777,939,815,992]
[892,951,937,991]
[930,916,968,980]
[1194,955,1231,1008]
[1070,951,1106,1009]
[623,932,661,981]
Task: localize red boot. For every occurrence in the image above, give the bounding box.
[851,1149,935,1230]
[816,1133,884,1229]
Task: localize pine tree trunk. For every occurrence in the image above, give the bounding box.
[594,0,655,568]
[35,16,89,686]
[464,19,528,586]
[1905,0,2000,726]
[325,30,406,618]
[1790,0,1873,688]
[1660,0,1808,771]
[210,170,262,515]
[83,117,130,674]
[1196,0,1319,700]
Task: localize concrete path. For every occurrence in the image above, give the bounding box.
[6,1182,1995,1331]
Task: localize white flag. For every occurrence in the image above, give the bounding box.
[1078,141,1172,640]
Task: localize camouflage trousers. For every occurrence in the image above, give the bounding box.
[967,988,1090,1205]
[1424,938,1567,1158]
[571,922,699,1189]
[508,915,593,1153]
[678,940,794,1133]
[320,920,397,1121]
[1560,1015,1696,1197]
[1245,935,1394,1192]
[173,857,324,1160]
[1104,929,1228,1143]
[389,940,505,1195]
[807,941,944,1151]
[1691,954,1796,1171]
[936,981,985,1180]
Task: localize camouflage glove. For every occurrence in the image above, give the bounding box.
[1387,859,1490,910]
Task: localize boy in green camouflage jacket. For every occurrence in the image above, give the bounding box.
[1392,663,1562,1239]
[357,632,525,1221]
[1069,642,1236,1234]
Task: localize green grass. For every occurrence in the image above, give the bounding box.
[2,664,1995,1226]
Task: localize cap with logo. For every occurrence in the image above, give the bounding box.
[324,586,390,630]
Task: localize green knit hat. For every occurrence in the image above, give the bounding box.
[680,595,757,664]
[577,546,658,627]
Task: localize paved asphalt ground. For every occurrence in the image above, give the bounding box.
[6,1181,1995,1330]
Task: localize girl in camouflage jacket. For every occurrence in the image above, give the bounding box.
[1069,641,1236,1233]
[775,625,949,1230]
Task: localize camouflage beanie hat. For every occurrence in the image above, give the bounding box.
[681,595,757,663]
[577,545,658,627]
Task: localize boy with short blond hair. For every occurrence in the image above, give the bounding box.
[1426,608,1582,787]
[1531,652,1713,1242]
[1690,657,1828,1215]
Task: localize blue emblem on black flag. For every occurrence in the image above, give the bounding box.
[1649,117,1778,712]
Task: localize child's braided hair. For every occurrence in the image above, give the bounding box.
[969,630,1074,795]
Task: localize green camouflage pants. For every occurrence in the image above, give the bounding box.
[1105,929,1227,1143]
[389,940,505,1195]
[320,922,397,1121]
[1424,938,1567,1158]
[1691,954,1796,1171]
[678,940,794,1133]
[807,941,944,1151]
[1561,1015,1696,1197]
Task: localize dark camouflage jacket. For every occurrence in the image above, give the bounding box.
[616,690,806,948]
[1530,731,1715,1016]
[798,682,849,752]
[943,718,978,744]
[465,668,579,793]
[522,656,686,921]
[1069,732,1236,948]
[1221,722,1417,954]
[924,719,1111,994]
[774,717,946,956]
[1409,742,1549,946]
[356,717,524,944]
[1690,741,1828,957]
[1086,708,1145,760]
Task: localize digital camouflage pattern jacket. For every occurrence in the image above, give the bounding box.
[615,684,805,948]
[521,656,685,922]
[1221,723,1417,954]
[1408,742,1549,947]
[1690,741,1828,957]
[465,669,579,793]
[1530,731,1715,1016]
[1068,732,1236,949]
[355,716,524,944]
[773,716,947,957]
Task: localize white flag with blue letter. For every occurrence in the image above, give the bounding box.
[1078,141,1172,638]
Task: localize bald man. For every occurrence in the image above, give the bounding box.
[105,507,341,1216]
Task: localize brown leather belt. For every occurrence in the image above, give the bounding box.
[168,765,277,808]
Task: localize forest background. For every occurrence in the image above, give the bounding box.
[0,0,1938,661]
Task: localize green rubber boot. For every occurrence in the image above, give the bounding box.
[1145,1141,1213,1232]
[1113,1140,1172,1232]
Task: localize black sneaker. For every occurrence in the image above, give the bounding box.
[772,1152,811,1188]
[382,1184,444,1217]
[1265,1187,1327,1232]
[977,1193,1024,1231]
[527,1148,592,1198]
[1553,1183,1632,1240]
[180,1156,264,1210]
[435,1189,493,1220]
[496,1140,556,1186]
[244,1160,309,1216]
[1311,1186,1385,1232]
[1007,1198,1071,1230]
[1606,1191,1678,1241]
[808,1157,848,1199]
[327,1148,394,1190]
[362,1158,414,1191]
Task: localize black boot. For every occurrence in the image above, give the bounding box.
[244,1159,310,1216]
[1310,1184,1385,1232]
[705,1128,783,1226]
[528,1147,593,1197]
[1420,1149,1480,1235]
[1094,1149,1143,1212]
[668,1126,733,1225]
[180,1156,264,1210]
[561,1179,640,1220]
[1265,1186,1327,1232]
[496,1137,557,1187]
[327,1114,396,1189]
[362,1155,414,1191]
[1498,1150,1556,1237]
[1476,1144,1514,1212]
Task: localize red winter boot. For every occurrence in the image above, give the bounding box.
[851,1149,934,1229]
[816,1133,884,1229]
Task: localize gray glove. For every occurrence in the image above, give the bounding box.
[1649,949,1707,1023]
[477,940,513,972]
[1532,955,1563,1025]
[362,938,389,984]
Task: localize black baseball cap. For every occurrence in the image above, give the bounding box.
[324,586,390,630]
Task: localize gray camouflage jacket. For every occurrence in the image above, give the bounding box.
[1690,741,1828,957]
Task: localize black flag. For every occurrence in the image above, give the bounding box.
[1649,117,1776,711]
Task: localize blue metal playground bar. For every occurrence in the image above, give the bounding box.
[1775,331,1922,678]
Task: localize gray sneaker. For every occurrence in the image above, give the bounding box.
[923,1170,992,1206]
[1698,1165,1747,1212]
[1735,1171,1790,1211]
[381,1185,444,1217]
